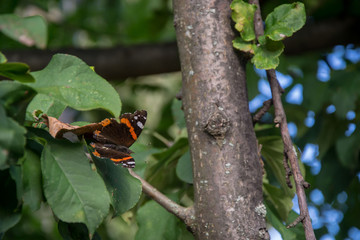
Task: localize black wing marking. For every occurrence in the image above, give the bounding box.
[90,142,135,168]
[93,110,147,148]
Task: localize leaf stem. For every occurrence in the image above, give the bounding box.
[148,130,173,148]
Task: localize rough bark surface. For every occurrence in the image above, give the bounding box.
[173,0,268,239]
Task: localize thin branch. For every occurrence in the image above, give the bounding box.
[283,152,293,188]
[252,99,273,125]
[250,1,316,239]
[266,55,314,237]
[128,169,195,232]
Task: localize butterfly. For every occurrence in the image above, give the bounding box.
[90,110,147,168]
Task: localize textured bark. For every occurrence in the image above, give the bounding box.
[173,0,268,239]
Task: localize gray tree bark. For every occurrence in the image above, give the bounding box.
[173,0,269,239]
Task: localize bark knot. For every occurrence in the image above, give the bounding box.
[204,107,230,142]
[258,228,270,240]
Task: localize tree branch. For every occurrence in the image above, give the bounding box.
[128,169,195,232]
[2,42,180,80]
[250,1,316,239]
[2,17,359,80]
[252,99,272,125]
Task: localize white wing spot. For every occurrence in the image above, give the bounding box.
[137,121,144,129]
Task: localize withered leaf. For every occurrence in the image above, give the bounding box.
[41,114,103,139]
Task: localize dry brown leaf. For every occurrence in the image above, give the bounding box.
[42,114,103,139]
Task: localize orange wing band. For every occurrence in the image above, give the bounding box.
[120,118,137,140]
[92,150,101,157]
[111,156,133,162]
[101,118,111,127]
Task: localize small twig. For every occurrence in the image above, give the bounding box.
[253,99,273,124]
[128,169,195,232]
[257,143,265,175]
[249,1,316,239]
[267,68,314,235]
[287,214,306,229]
[283,152,293,188]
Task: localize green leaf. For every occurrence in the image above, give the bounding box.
[0,52,7,63]
[230,0,257,41]
[246,63,260,100]
[331,88,357,119]
[0,169,22,233]
[266,204,305,240]
[171,98,186,129]
[264,2,306,41]
[152,137,189,162]
[151,137,189,177]
[41,139,110,234]
[0,80,34,101]
[252,38,284,69]
[258,136,295,198]
[9,165,23,203]
[176,150,193,184]
[0,104,26,169]
[0,146,7,169]
[232,37,256,54]
[136,198,179,240]
[92,156,142,217]
[336,130,360,169]
[26,93,66,120]
[0,14,47,49]
[58,221,101,240]
[341,178,360,230]
[316,115,348,159]
[263,182,293,221]
[27,54,121,117]
[0,62,35,83]
[0,81,35,122]
[317,148,355,202]
[22,149,42,211]
[131,144,161,178]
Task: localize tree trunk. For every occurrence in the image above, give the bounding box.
[173,0,269,239]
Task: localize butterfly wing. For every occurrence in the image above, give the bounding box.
[90,110,147,168]
[93,110,147,147]
[90,142,135,168]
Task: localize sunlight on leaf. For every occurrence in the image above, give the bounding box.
[0,14,47,49]
[230,0,257,41]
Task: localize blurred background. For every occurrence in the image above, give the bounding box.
[1,0,360,239]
